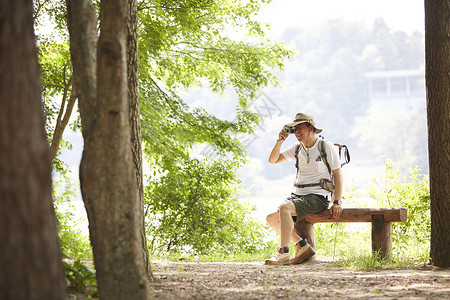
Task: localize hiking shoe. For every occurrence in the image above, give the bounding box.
[290,243,315,265]
[264,247,290,265]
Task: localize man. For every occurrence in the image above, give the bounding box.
[265,112,343,265]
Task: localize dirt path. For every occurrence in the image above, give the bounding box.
[150,260,450,299]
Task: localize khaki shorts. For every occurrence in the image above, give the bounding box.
[286,193,329,221]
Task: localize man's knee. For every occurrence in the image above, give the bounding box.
[266,212,278,224]
[279,201,295,214]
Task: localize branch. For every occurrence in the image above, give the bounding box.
[49,81,77,162]
[54,64,70,127]
[147,76,197,128]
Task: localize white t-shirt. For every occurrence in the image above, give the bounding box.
[282,138,341,197]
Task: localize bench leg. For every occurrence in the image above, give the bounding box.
[294,219,316,260]
[372,215,392,258]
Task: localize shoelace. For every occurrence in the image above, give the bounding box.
[272,248,284,258]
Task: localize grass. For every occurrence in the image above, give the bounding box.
[332,252,417,270]
[150,222,430,271]
[151,249,430,272]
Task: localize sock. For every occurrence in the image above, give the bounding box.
[298,238,308,247]
[283,246,289,253]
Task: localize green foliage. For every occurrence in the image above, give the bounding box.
[139,85,255,167]
[313,161,430,269]
[145,157,272,255]
[138,0,294,170]
[63,259,98,297]
[138,0,293,99]
[37,41,75,140]
[152,239,278,262]
[34,1,76,140]
[53,168,92,259]
[138,0,292,257]
[314,222,371,261]
[368,161,430,261]
[54,169,96,297]
[33,0,68,35]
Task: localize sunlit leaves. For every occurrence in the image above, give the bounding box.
[144,157,269,255]
[138,0,292,255]
[369,161,430,259]
[138,0,293,98]
[38,41,73,140]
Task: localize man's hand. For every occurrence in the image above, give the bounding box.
[269,129,289,164]
[278,129,288,142]
[330,203,343,219]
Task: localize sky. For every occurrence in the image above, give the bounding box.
[258,0,425,38]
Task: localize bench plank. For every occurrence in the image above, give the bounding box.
[305,208,407,223]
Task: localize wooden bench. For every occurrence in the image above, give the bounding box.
[294,208,408,258]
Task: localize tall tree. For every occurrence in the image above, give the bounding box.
[425,0,450,268]
[0,0,66,299]
[37,0,292,259]
[128,0,152,277]
[136,0,292,254]
[66,0,150,297]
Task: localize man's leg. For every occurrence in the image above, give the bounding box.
[286,194,326,264]
[264,201,298,265]
[266,210,302,243]
[278,201,297,247]
[266,197,317,265]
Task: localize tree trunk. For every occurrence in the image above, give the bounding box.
[65,0,98,265]
[425,0,450,268]
[0,0,67,299]
[67,0,151,298]
[127,0,153,279]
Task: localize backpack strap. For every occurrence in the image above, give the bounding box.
[318,139,332,178]
[294,143,300,171]
[294,182,321,188]
[334,143,350,167]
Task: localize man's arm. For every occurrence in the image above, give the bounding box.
[330,168,343,218]
[268,130,289,164]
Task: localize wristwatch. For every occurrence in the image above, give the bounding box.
[333,199,342,205]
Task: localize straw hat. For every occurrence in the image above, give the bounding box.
[284,112,322,133]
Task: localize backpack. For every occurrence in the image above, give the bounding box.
[293,138,350,192]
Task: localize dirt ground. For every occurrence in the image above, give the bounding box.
[149,259,450,299]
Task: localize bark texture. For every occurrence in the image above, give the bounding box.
[425,0,450,268]
[0,0,67,298]
[127,0,152,279]
[67,0,151,297]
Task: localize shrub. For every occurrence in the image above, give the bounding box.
[315,161,430,267]
[368,161,430,262]
[145,158,272,256]
[53,169,92,259]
